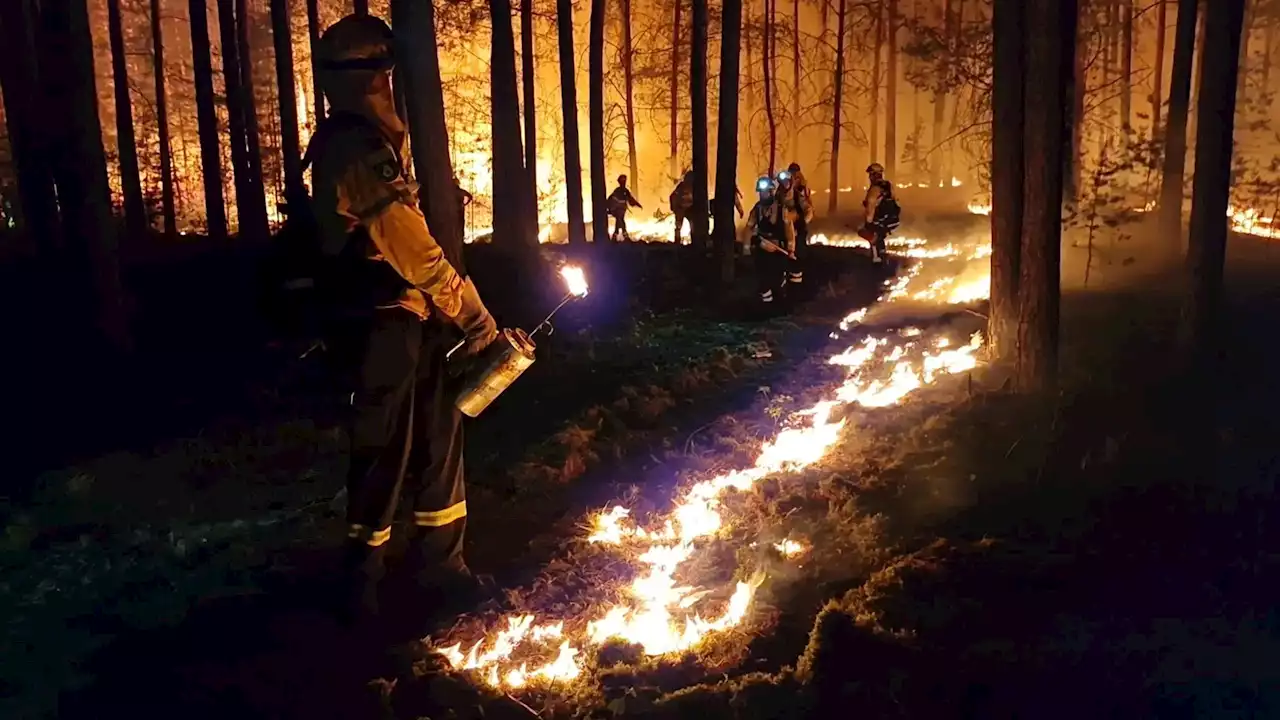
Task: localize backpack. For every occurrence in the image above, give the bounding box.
[872,181,902,232]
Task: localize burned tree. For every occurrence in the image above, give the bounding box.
[871,1,883,169]
[989,0,1024,363]
[621,0,640,193]
[491,0,535,247]
[886,0,899,176]
[764,0,777,174]
[691,0,710,249]
[556,0,587,244]
[188,0,228,240]
[307,0,323,124]
[150,0,176,236]
[829,0,847,212]
[670,0,683,180]
[271,0,302,191]
[1121,0,1133,132]
[1152,0,1167,137]
[715,0,743,281]
[589,0,609,242]
[521,0,538,218]
[107,0,145,239]
[1158,0,1199,247]
[235,0,270,240]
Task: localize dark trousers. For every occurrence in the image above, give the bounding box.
[788,217,808,285]
[611,212,630,241]
[344,308,466,583]
[754,244,789,303]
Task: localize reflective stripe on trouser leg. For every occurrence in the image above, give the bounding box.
[411,327,469,569]
[414,501,467,527]
[347,523,392,547]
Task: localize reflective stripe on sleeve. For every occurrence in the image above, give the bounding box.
[413,501,467,527]
[348,524,392,547]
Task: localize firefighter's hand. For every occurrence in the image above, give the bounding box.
[449,277,499,357]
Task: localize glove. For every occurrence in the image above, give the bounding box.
[446,277,498,358]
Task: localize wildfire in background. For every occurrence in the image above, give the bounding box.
[433,229,991,690]
[967,199,1280,241]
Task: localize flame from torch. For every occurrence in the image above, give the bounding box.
[530,265,589,338]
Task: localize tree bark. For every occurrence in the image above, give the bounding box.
[41,0,129,349]
[1064,0,1083,206]
[670,0,682,179]
[791,0,800,162]
[931,0,950,186]
[622,0,639,194]
[306,0,323,125]
[107,0,146,239]
[0,0,62,250]
[885,0,898,176]
[589,0,609,242]
[236,0,270,240]
[188,0,228,239]
[271,0,302,190]
[715,0,742,281]
[1121,0,1133,132]
[692,0,710,248]
[521,0,539,222]
[354,0,368,14]
[1188,0,1206,142]
[990,0,1024,364]
[1182,0,1245,373]
[391,0,465,273]
[764,0,777,174]
[150,0,176,236]
[1153,0,1167,138]
[829,0,846,212]
[1016,0,1073,393]
[555,0,587,244]
[492,0,535,248]
[1158,0,1199,247]
[871,2,882,169]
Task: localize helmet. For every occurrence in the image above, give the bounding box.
[317,15,395,73]
[754,175,775,195]
[866,163,885,175]
[787,162,801,173]
[618,174,628,184]
[776,170,792,185]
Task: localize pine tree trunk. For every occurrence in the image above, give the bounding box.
[1016,0,1073,393]
[764,0,777,175]
[691,0,710,249]
[1064,2,1083,206]
[1158,0,1199,246]
[871,2,882,169]
[791,0,800,162]
[492,0,535,248]
[670,0,682,180]
[0,0,63,250]
[828,0,846,212]
[354,0,368,14]
[41,0,129,349]
[990,0,1024,363]
[622,0,639,194]
[931,0,949,186]
[271,0,301,190]
[150,0,176,236]
[715,0,742,281]
[236,0,269,240]
[1188,1,1206,142]
[589,0,608,243]
[1182,0,1245,373]
[107,0,146,239]
[391,0,465,273]
[555,0,587,244]
[521,0,539,221]
[188,0,228,239]
[306,0,323,125]
[885,0,898,176]
[1153,0,1167,138]
[1237,0,1251,99]
[1121,0,1133,132]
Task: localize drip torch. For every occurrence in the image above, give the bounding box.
[446,265,590,418]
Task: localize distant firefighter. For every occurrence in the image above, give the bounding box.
[858,163,901,264]
[606,174,643,241]
[747,174,791,307]
[668,171,695,244]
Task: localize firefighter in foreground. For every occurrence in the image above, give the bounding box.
[669,171,695,244]
[607,174,643,241]
[859,163,901,264]
[310,15,498,622]
[778,164,813,287]
[746,175,792,307]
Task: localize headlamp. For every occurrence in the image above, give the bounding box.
[777,171,791,182]
[756,178,772,191]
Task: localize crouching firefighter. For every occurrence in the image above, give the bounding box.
[310,14,499,623]
[747,175,791,307]
[859,163,901,264]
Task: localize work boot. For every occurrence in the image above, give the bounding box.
[336,542,385,627]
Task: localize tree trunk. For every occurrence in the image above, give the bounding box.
[990,0,1024,363]
[829,0,846,212]
[1153,0,1167,138]
[691,0,710,249]
[150,0,176,236]
[217,0,250,235]
[306,0,323,125]
[588,0,608,243]
[0,0,62,250]
[107,0,145,239]
[354,0,368,14]
[271,0,301,190]
[41,0,129,349]
[622,0,639,194]
[885,0,898,176]
[492,0,535,248]
[715,0,742,281]
[1188,1,1206,142]
[236,0,270,240]
[1121,0,1133,132]
[1016,0,1073,393]
[521,0,539,222]
[1182,0,1245,373]
[391,0,465,273]
[1158,0,1199,247]
[1236,0,1251,99]
[188,0,228,239]
[555,0,587,244]
[1064,1,1083,206]
[791,0,800,162]
[931,0,949,186]
[765,0,777,174]
[670,0,682,179]
[1263,11,1273,105]
[871,2,882,169]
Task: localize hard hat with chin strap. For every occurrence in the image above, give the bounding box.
[317,15,395,73]
[866,163,886,175]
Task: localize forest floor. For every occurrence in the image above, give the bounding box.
[7,216,1280,719]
